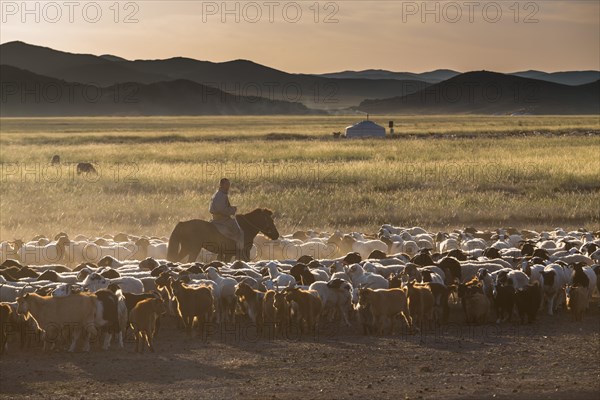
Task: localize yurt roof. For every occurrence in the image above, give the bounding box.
[345,120,385,130]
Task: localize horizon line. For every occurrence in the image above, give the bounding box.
[2,40,599,76]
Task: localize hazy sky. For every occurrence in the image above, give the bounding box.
[1,0,598,73]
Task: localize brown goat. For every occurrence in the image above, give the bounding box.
[358,288,412,334]
[262,290,278,333]
[405,281,434,330]
[463,292,490,324]
[0,303,13,354]
[272,291,290,335]
[284,288,322,334]
[235,282,264,330]
[566,285,588,321]
[171,280,214,337]
[128,298,166,352]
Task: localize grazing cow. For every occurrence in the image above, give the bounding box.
[76,162,97,175]
[0,303,12,354]
[405,281,434,329]
[16,293,105,352]
[566,285,588,321]
[129,298,166,352]
[515,282,542,324]
[357,288,411,334]
[170,280,213,336]
[284,288,322,334]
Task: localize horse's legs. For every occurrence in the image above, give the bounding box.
[185,246,202,263]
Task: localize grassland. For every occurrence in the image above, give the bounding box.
[1,115,599,240]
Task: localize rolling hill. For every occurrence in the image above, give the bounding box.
[320,69,600,86]
[2,41,598,115]
[357,71,600,115]
[0,65,322,116]
[0,41,428,109]
[318,69,460,83]
[510,70,600,86]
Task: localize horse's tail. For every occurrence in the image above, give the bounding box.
[167,222,183,262]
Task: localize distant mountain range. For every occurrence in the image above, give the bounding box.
[0,41,427,110]
[0,41,598,116]
[0,65,320,116]
[357,71,600,115]
[318,69,460,84]
[318,69,600,86]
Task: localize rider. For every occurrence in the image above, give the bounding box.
[209,178,244,256]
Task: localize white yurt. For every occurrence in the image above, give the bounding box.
[344,120,386,138]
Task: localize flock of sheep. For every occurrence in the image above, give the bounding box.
[0,225,599,354]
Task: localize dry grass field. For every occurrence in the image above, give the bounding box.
[1,115,599,240]
[1,115,600,400]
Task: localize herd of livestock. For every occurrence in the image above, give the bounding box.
[0,225,599,353]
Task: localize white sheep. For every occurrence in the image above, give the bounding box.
[439,238,459,253]
[344,263,388,303]
[0,283,37,302]
[309,279,352,326]
[550,253,593,266]
[540,264,570,315]
[265,262,296,288]
[205,266,238,322]
[81,273,144,294]
[18,236,70,265]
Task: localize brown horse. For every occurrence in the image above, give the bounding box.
[167,208,279,262]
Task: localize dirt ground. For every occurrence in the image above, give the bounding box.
[1,300,599,400]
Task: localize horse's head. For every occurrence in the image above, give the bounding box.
[251,208,279,240]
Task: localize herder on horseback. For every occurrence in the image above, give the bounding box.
[209,178,245,255]
[166,178,279,262]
